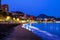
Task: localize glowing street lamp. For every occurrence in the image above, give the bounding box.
[17,18,20,21]
[21,20,26,23]
[13,18,15,20]
[6,16,11,21]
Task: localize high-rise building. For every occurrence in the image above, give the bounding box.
[1,4,9,12]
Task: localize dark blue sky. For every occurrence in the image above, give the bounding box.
[2,0,60,17]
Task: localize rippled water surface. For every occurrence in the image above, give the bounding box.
[22,23,60,40]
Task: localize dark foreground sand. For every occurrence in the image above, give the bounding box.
[5,25,42,40]
[0,23,20,40]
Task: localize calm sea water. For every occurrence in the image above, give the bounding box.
[22,23,60,40]
[31,23,60,36]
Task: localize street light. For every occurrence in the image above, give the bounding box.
[6,16,11,21]
[13,18,15,20]
[16,18,20,21]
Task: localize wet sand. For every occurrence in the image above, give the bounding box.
[4,25,42,40]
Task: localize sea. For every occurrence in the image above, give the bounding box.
[22,22,60,40]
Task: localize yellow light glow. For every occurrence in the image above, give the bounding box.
[27,20,29,22]
[21,20,26,23]
[17,18,20,21]
[13,18,15,20]
[6,16,11,20]
[0,19,4,21]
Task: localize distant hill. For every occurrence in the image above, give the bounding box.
[37,14,48,18]
[37,14,56,18]
[55,18,60,21]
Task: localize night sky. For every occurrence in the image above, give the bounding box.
[2,0,60,17]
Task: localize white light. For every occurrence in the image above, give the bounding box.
[21,20,26,23]
[13,18,15,20]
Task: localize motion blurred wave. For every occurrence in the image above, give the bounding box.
[22,23,60,40]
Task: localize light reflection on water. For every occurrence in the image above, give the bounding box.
[32,23,60,36]
[22,23,60,40]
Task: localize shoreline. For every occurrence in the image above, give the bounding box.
[0,23,41,40]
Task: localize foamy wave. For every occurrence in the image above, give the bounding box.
[22,23,60,40]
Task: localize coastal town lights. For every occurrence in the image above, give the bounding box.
[13,18,15,20]
[21,20,26,23]
[6,16,11,21]
[44,18,47,22]
[16,18,20,21]
[27,20,30,22]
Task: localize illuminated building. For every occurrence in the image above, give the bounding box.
[11,12,24,19]
[30,16,34,20]
[1,4,9,12]
[23,14,27,19]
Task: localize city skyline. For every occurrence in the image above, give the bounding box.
[1,0,60,18]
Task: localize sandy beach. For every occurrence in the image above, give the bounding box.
[0,24,42,40]
[4,25,41,40]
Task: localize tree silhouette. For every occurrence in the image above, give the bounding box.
[15,11,24,15]
[2,12,7,17]
[0,12,8,17]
